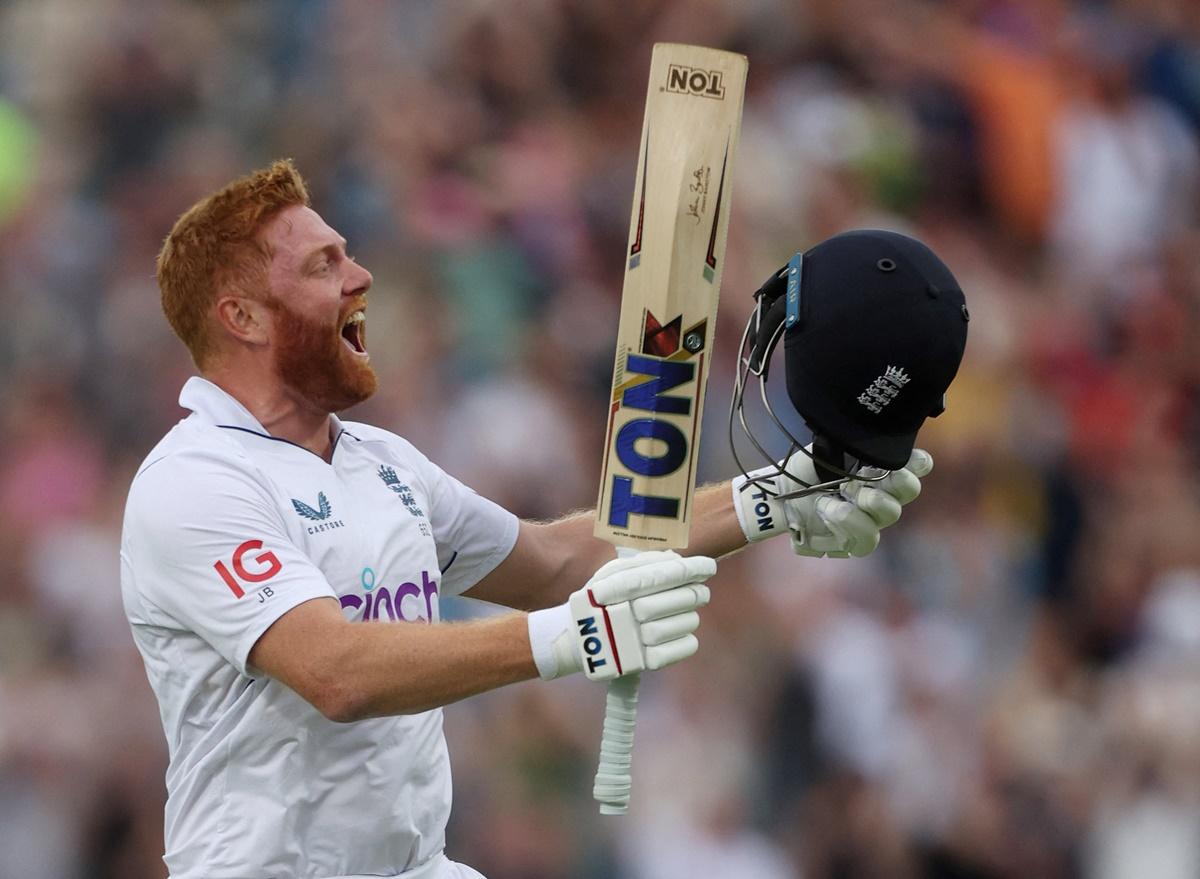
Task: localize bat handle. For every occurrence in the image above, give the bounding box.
[594,544,641,815]
[595,672,640,814]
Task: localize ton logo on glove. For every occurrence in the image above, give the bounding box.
[743,483,779,536]
[575,615,608,675]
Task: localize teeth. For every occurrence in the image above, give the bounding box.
[344,310,365,327]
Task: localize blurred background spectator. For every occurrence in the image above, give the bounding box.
[2,1,1200,876]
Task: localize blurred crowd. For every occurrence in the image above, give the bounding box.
[3,0,1200,876]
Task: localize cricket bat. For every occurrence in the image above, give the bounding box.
[592,43,747,814]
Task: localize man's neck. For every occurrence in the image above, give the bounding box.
[204,369,336,461]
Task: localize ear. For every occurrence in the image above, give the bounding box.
[214,294,271,347]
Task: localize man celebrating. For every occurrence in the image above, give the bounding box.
[120,160,931,879]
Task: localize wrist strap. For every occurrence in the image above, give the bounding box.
[527,604,574,680]
[731,467,789,542]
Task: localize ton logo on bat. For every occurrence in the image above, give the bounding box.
[607,352,696,528]
[665,64,725,99]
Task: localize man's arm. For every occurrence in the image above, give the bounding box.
[466,448,932,611]
[248,552,714,722]
[248,598,538,721]
[464,482,745,611]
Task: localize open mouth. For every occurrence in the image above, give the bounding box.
[340,310,368,357]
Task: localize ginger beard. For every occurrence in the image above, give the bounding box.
[267,296,377,414]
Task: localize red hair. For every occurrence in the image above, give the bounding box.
[157,159,310,367]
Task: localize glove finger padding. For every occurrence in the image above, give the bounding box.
[815,496,881,557]
[588,553,716,606]
[639,611,701,646]
[587,549,683,582]
[645,634,699,671]
[850,486,902,528]
[905,448,934,478]
[851,449,932,505]
[630,584,711,621]
[875,467,922,505]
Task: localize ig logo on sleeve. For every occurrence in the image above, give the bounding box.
[214,539,282,599]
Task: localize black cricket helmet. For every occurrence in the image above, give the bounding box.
[730,229,969,496]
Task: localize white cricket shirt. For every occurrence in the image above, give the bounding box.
[120,378,519,879]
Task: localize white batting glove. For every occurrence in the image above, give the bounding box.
[732,447,933,558]
[526,550,715,681]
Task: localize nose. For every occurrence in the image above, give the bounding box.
[345,260,373,297]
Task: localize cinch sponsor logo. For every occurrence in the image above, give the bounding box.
[339,566,439,623]
[665,64,725,99]
[214,539,282,599]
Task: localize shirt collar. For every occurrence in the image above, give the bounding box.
[179,376,345,438]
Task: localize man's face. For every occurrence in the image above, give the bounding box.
[261,205,377,413]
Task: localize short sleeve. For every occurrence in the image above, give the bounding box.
[122,450,338,675]
[400,443,519,597]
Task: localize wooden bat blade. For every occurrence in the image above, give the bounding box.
[595,43,748,550]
